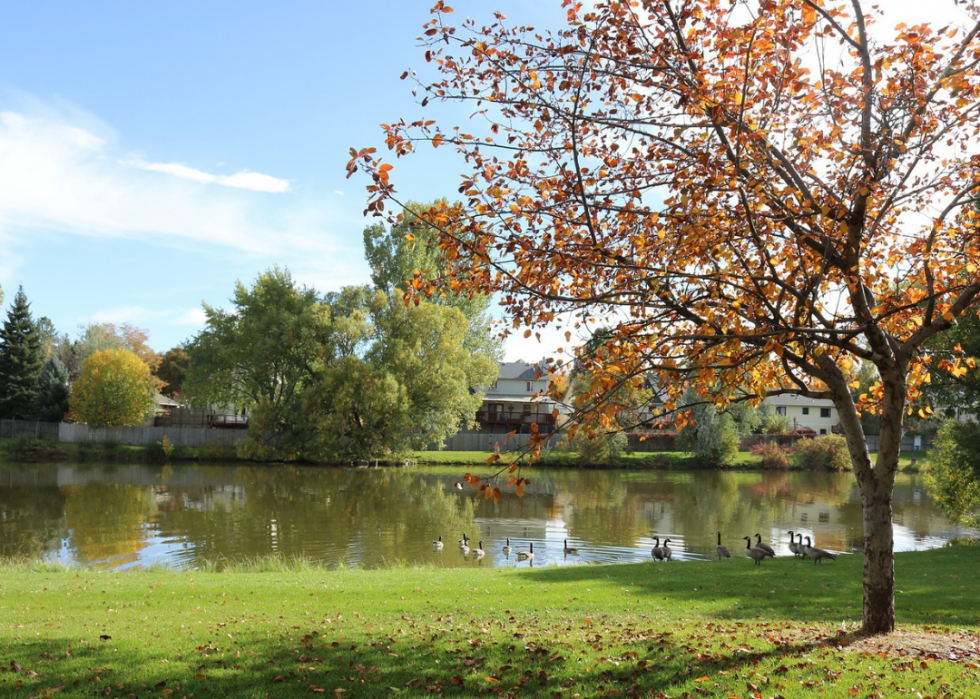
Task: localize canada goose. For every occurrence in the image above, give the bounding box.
[472,540,485,559]
[787,531,800,557]
[502,538,512,554]
[716,532,731,560]
[516,543,534,561]
[459,534,470,554]
[754,533,776,557]
[433,535,444,551]
[563,539,579,554]
[743,536,769,565]
[458,533,469,547]
[661,538,672,561]
[651,536,665,561]
[803,536,836,564]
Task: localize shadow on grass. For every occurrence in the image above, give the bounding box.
[517,546,980,628]
[1,621,863,699]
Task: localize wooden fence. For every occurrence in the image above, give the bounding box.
[0,419,60,440]
[58,423,244,448]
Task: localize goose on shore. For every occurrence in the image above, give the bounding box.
[433,535,444,551]
[563,539,579,554]
[803,536,836,564]
[787,531,800,557]
[743,536,769,565]
[754,533,776,557]
[716,532,731,560]
[502,538,512,554]
[661,538,673,561]
[651,536,665,561]
[516,543,534,561]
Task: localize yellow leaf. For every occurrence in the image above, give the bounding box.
[405,233,415,242]
[943,311,955,322]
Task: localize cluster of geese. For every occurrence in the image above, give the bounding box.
[434,531,837,564]
[432,533,579,561]
[716,531,837,565]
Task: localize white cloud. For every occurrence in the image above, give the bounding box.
[132,160,291,193]
[172,308,207,325]
[334,190,345,196]
[0,102,327,259]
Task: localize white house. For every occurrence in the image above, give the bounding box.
[763,394,840,435]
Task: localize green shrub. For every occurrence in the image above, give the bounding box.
[790,434,851,471]
[923,421,980,528]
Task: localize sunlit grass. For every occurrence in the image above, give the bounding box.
[0,547,976,698]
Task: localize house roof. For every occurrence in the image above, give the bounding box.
[763,394,836,408]
[497,361,547,381]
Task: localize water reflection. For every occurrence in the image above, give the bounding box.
[0,464,974,570]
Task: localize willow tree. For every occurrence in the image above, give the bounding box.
[350,0,980,634]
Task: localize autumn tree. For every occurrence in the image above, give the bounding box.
[69,349,157,428]
[156,346,191,397]
[0,286,45,419]
[350,0,980,634]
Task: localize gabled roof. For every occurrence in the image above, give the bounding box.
[497,361,547,381]
[763,394,836,408]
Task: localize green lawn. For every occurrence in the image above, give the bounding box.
[1,548,977,698]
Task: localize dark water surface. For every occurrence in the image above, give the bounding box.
[0,463,974,569]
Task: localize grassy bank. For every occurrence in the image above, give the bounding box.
[413,449,928,471]
[1,548,977,698]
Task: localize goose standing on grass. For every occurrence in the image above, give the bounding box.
[433,535,444,551]
[743,536,769,565]
[661,538,673,561]
[716,532,731,560]
[563,539,579,554]
[803,536,837,563]
[502,538,512,554]
[754,533,776,558]
[472,540,486,559]
[651,536,665,561]
[787,531,800,557]
[516,542,534,561]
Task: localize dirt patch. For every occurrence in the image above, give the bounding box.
[833,629,980,662]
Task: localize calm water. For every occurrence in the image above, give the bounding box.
[0,463,974,570]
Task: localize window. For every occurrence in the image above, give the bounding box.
[526,381,532,392]
[820,428,827,435]
[776,406,787,416]
[820,408,831,418]
[802,407,810,415]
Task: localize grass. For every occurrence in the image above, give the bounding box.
[0,437,239,464]
[1,548,977,698]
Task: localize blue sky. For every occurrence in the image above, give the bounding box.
[0,0,966,361]
[0,0,566,360]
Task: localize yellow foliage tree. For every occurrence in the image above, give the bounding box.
[70,349,156,428]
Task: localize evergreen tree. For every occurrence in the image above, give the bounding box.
[0,287,44,419]
[33,356,70,422]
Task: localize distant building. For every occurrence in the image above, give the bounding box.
[763,394,840,435]
[472,361,569,436]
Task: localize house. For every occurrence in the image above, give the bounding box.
[473,361,569,436]
[763,394,840,435]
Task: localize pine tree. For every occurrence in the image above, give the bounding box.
[0,286,44,419]
[33,356,70,422]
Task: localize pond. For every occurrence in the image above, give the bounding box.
[0,463,974,570]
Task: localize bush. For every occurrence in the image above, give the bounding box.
[577,430,628,465]
[750,440,791,469]
[790,434,851,471]
[923,421,980,529]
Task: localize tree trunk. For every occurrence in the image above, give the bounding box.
[820,355,901,635]
[856,463,896,634]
